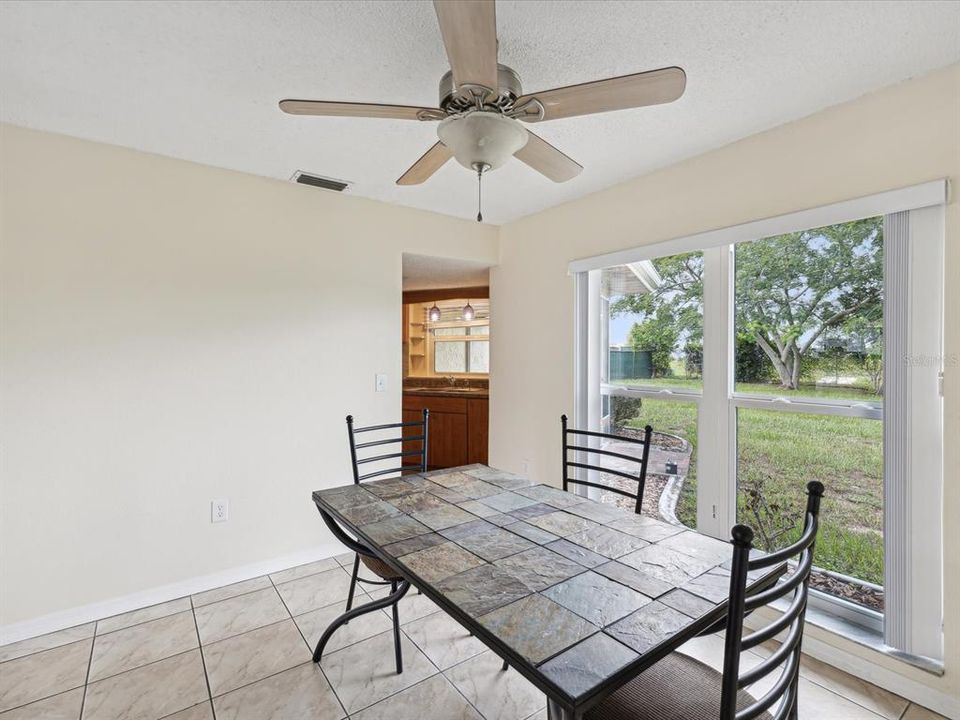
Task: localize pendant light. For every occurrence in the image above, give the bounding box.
[462,300,475,321]
[428,303,441,323]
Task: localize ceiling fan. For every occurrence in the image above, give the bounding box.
[279,0,686,221]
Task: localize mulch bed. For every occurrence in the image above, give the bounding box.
[808,571,884,612]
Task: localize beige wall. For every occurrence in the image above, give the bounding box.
[490,64,960,707]
[0,124,497,626]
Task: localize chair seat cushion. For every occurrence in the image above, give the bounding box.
[360,553,403,581]
[584,652,771,720]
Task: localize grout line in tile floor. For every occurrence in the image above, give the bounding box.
[790,681,886,720]
[190,582,286,614]
[331,631,489,719]
[156,702,212,720]
[189,594,219,720]
[0,642,91,713]
[282,574,521,720]
[397,606,509,720]
[267,569,350,719]
[0,646,199,715]
[77,620,97,720]
[344,674,442,719]
[189,587,287,648]
[396,616,490,720]
[0,688,81,717]
[92,601,190,638]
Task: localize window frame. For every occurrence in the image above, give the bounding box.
[573,180,946,664]
[429,320,490,376]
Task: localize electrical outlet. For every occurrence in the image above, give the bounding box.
[520,459,529,476]
[211,499,229,523]
[375,373,387,393]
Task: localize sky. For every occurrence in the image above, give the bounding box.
[609,313,637,346]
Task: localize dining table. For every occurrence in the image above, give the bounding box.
[312,463,784,720]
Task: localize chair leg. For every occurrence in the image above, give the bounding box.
[501,659,508,671]
[313,582,409,664]
[343,554,360,624]
[391,580,403,674]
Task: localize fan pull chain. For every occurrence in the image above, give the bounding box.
[476,166,483,223]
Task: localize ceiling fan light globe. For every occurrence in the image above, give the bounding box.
[437,112,528,172]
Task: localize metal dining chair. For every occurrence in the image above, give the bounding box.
[312,410,429,674]
[561,414,653,512]
[343,410,429,607]
[585,481,824,720]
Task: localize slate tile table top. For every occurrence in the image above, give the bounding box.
[313,464,783,719]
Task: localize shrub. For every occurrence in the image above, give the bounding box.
[735,334,773,383]
[610,397,643,432]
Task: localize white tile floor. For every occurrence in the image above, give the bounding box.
[0,553,947,720]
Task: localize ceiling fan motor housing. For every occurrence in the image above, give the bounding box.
[439,64,523,111]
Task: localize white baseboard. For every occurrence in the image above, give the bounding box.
[0,542,343,646]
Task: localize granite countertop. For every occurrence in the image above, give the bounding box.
[403,387,489,399]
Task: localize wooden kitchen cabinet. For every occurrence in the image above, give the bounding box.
[403,392,488,470]
[466,397,489,465]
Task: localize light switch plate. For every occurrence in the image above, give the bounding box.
[375,373,387,393]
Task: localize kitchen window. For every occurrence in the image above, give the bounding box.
[428,300,490,375]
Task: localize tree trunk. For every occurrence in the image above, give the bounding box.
[789,344,802,389]
[754,333,799,389]
[776,358,795,389]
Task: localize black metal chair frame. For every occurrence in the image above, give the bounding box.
[312,411,429,674]
[718,481,824,720]
[312,509,410,671]
[561,413,653,514]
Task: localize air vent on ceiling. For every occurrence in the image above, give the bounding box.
[291,171,350,192]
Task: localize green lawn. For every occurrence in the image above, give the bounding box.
[623,395,883,586]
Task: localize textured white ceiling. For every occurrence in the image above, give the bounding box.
[1,1,958,225]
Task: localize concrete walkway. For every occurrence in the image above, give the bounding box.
[595,433,693,524]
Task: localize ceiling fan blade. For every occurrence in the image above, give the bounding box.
[279,100,442,121]
[515,67,686,122]
[514,131,582,183]
[433,0,498,93]
[396,142,454,185]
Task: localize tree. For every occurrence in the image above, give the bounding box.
[610,220,883,390]
[628,304,679,377]
[735,218,883,389]
[612,252,704,342]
